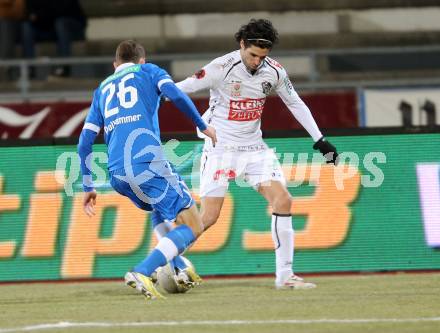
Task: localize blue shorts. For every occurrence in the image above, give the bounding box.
[109,161,193,222]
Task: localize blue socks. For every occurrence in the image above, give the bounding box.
[172,256,188,271]
[133,249,167,276]
[133,224,195,277]
[164,224,195,252]
[151,210,189,270]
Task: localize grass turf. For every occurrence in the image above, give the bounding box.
[0,273,439,333]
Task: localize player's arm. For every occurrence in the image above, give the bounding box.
[159,79,217,145]
[176,61,223,94]
[275,69,338,164]
[77,89,103,216]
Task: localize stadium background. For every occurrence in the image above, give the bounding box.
[1,0,440,283]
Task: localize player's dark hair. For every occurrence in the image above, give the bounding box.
[115,40,146,64]
[234,18,279,49]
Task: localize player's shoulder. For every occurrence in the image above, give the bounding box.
[98,73,114,89]
[208,50,241,71]
[219,50,241,70]
[90,87,101,104]
[264,56,287,78]
[187,51,238,80]
[265,56,284,70]
[99,63,143,88]
[140,62,165,74]
[92,87,100,96]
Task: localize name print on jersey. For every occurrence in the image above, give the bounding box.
[103,114,142,134]
[228,98,266,121]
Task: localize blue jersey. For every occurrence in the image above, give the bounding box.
[84,62,172,171]
[78,61,207,192]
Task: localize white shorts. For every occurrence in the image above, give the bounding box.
[199,147,286,197]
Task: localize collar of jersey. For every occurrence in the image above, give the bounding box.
[237,53,265,75]
[241,61,265,75]
[115,62,136,73]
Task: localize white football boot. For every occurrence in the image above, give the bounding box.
[276,274,317,290]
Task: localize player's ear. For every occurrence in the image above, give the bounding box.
[139,58,146,64]
[113,61,118,69]
[240,40,245,50]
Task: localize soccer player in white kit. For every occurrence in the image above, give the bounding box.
[161,19,338,289]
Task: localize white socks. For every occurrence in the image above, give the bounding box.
[155,237,179,261]
[271,213,294,285]
[153,221,177,261]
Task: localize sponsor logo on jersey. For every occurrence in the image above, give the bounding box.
[261,81,272,95]
[228,98,265,121]
[213,168,236,181]
[231,82,241,97]
[193,69,206,79]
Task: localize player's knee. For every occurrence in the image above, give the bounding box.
[201,209,221,230]
[178,218,204,238]
[190,221,204,238]
[175,206,204,238]
[273,193,292,213]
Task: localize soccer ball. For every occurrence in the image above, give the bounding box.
[156,257,194,294]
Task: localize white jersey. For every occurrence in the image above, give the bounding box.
[176,50,322,147]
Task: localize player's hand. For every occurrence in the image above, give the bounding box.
[313,137,338,165]
[202,125,217,147]
[83,190,97,217]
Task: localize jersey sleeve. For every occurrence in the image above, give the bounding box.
[83,89,103,133]
[274,67,323,142]
[176,60,223,94]
[78,89,102,192]
[147,64,207,130]
[148,64,174,92]
[160,81,207,131]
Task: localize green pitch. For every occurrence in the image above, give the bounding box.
[0,273,439,333]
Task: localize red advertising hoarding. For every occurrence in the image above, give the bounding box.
[0,92,357,139]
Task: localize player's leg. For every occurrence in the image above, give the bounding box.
[128,203,202,298]
[200,196,225,230]
[140,149,227,289]
[151,210,202,286]
[147,152,227,289]
[111,164,201,300]
[199,150,229,230]
[257,180,294,283]
[124,212,199,299]
[158,162,203,274]
[246,149,316,289]
[124,209,200,299]
[151,211,186,270]
[165,196,226,285]
[258,180,316,289]
[109,170,165,299]
[153,220,187,272]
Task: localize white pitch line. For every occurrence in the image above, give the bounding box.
[1,318,440,332]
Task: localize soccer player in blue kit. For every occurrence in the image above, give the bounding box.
[77,40,216,300]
